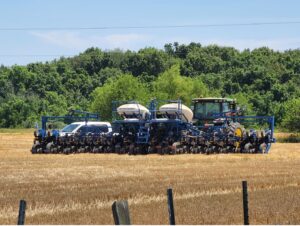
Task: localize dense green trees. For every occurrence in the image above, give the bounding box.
[90,65,209,120]
[281,98,300,132]
[90,74,150,120]
[152,65,209,104]
[0,43,299,131]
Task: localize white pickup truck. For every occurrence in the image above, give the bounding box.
[59,121,112,136]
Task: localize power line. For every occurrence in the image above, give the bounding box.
[0,21,300,31]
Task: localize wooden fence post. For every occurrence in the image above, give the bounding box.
[112,200,131,225]
[17,200,26,225]
[242,181,249,225]
[167,188,176,225]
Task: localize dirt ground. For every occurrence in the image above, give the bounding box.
[0,130,300,224]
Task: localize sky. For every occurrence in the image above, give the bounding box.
[1,0,300,66]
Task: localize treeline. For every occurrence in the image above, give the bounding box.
[0,42,299,131]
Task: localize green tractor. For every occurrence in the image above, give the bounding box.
[190,97,275,153]
[192,97,241,125]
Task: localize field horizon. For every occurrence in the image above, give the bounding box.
[0,131,300,224]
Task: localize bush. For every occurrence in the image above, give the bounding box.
[90,73,150,120]
[281,98,300,132]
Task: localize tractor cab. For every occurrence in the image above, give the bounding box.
[192,97,237,126]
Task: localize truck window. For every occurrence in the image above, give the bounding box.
[92,125,109,133]
[78,125,109,134]
[61,124,80,132]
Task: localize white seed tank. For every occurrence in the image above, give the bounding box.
[159,103,194,123]
[117,104,150,119]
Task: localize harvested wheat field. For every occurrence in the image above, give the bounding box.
[0,130,300,224]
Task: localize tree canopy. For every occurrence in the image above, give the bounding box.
[90,74,150,120]
[0,43,299,131]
